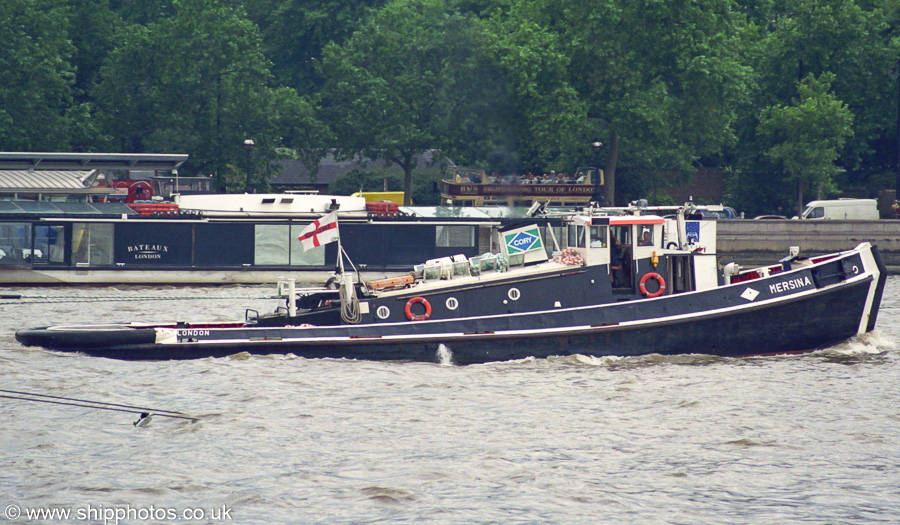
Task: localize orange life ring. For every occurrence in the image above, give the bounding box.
[404,296,432,321]
[639,272,666,298]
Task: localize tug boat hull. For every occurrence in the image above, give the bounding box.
[16,244,886,364]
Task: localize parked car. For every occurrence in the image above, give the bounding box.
[686,205,740,220]
[800,199,878,220]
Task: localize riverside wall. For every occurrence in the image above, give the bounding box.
[716,219,900,270]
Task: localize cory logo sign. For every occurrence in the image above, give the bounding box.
[504,229,542,254]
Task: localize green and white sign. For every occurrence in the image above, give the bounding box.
[503,226,543,254]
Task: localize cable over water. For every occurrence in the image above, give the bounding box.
[0,388,197,423]
[0,294,274,305]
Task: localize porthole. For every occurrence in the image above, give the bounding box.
[446,297,459,310]
[376,306,390,320]
[508,288,521,301]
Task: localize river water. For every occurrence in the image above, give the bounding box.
[1,278,899,524]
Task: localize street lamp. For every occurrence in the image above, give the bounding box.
[591,139,603,204]
[243,138,255,193]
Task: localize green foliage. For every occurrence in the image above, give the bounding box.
[327,167,442,205]
[66,0,125,104]
[92,0,326,192]
[319,0,505,204]
[757,73,854,211]
[2,0,898,213]
[260,0,387,92]
[489,0,751,204]
[751,0,894,168]
[728,0,897,215]
[329,171,402,196]
[0,0,83,150]
[109,0,176,25]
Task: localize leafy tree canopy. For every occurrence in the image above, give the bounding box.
[490,0,752,204]
[757,72,854,212]
[0,0,87,151]
[93,0,326,191]
[319,0,507,204]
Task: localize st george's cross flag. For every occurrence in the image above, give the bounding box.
[298,211,340,251]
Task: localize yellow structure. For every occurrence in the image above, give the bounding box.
[351,191,405,205]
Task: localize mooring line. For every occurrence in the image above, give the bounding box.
[0,295,274,305]
[0,389,198,422]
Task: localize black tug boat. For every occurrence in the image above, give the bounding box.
[16,205,887,364]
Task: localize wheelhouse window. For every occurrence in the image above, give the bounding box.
[610,225,631,247]
[567,224,586,248]
[589,225,607,247]
[637,227,654,247]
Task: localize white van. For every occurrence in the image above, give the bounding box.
[800,199,878,220]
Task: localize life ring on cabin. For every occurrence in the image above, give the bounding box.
[639,272,666,298]
[405,296,432,321]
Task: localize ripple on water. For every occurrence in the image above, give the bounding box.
[2,281,900,523]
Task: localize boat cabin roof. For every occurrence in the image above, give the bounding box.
[574,215,666,226]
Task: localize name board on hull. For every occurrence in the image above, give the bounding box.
[114,223,192,266]
[126,244,170,260]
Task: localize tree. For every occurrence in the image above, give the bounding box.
[257,0,387,93]
[728,0,898,215]
[491,0,751,205]
[0,0,90,151]
[109,0,176,25]
[757,73,854,213]
[66,0,125,105]
[319,0,505,204]
[751,0,895,169]
[93,0,326,192]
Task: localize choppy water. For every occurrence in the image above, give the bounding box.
[1,278,900,524]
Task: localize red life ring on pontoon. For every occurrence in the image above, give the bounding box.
[404,296,432,321]
[639,272,666,298]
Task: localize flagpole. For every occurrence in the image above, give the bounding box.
[337,235,345,275]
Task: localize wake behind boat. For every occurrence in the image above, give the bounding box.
[16,204,887,364]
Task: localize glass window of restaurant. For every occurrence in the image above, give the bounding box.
[254,224,290,265]
[34,225,66,264]
[255,224,328,266]
[436,226,475,248]
[72,223,113,265]
[290,224,327,266]
[0,223,32,265]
